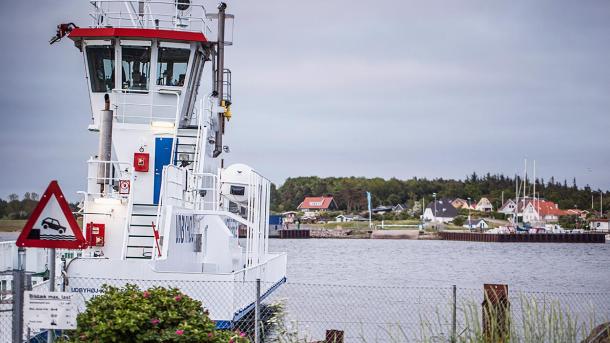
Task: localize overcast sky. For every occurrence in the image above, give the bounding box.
[0,0,609,200]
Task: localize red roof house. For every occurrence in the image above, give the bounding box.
[523,200,575,223]
[297,196,338,212]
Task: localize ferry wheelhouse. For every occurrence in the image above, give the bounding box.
[51,0,287,326]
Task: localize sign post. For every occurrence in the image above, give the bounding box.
[15,180,87,342]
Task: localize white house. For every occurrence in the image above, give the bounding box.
[462,218,489,229]
[522,200,570,224]
[336,214,366,222]
[590,219,609,232]
[282,211,298,224]
[392,204,407,213]
[423,199,458,223]
[475,198,494,212]
[499,199,517,215]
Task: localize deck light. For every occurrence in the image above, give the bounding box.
[151,121,175,129]
[94,197,121,205]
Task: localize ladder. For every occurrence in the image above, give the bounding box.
[125,203,157,259]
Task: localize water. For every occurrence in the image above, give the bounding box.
[262,239,610,341]
[269,239,610,292]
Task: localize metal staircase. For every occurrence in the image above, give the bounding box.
[125,203,158,259]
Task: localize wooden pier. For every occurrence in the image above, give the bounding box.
[279,229,310,239]
[439,231,606,243]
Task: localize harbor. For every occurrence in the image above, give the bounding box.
[0,0,609,342]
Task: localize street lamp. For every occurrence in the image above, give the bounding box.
[467,197,472,230]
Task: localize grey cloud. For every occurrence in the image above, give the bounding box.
[1,0,609,200]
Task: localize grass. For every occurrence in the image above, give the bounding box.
[0,219,26,232]
[268,293,606,343]
[0,218,84,232]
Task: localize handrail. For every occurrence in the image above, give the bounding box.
[89,0,212,34]
[111,89,180,125]
[120,167,137,260]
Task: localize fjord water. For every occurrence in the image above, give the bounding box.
[269,239,610,292]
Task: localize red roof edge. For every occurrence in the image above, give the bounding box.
[69,27,207,43]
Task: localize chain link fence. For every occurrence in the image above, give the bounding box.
[0,271,14,343]
[2,274,609,342]
[43,277,610,342]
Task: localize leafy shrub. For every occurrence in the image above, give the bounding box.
[452,216,465,227]
[489,211,506,220]
[60,284,248,343]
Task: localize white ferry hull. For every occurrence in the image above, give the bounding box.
[67,252,287,327]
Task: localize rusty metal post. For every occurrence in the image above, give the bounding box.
[482,284,510,342]
[325,330,344,343]
[451,285,457,343]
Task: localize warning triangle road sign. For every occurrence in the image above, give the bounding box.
[16,180,87,249]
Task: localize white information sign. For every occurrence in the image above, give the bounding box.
[24,291,77,330]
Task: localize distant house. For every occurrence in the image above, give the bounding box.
[499,199,517,215]
[372,205,394,214]
[475,198,493,212]
[589,219,609,232]
[336,214,367,222]
[392,204,407,213]
[423,199,458,223]
[451,198,470,209]
[522,200,571,223]
[566,209,588,220]
[282,211,298,224]
[462,218,489,229]
[297,196,338,212]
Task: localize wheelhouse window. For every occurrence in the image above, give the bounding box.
[157,47,190,87]
[121,46,151,91]
[86,46,115,92]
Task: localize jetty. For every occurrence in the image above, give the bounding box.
[440,231,606,243]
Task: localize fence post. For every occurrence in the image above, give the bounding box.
[60,257,66,292]
[451,285,457,343]
[12,247,26,343]
[47,248,56,343]
[255,278,261,343]
[482,284,510,341]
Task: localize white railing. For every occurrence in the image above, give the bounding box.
[0,242,15,272]
[245,171,271,267]
[112,89,180,125]
[192,172,219,211]
[85,159,133,200]
[89,0,212,36]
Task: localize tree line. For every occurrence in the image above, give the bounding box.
[0,192,41,219]
[271,173,609,215]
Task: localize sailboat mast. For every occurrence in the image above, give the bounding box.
[533,160,536,222]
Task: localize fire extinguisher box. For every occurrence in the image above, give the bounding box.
[86,222,105,247]
[133,152,149,172]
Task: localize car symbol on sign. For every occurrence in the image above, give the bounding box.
[41,217,66,234]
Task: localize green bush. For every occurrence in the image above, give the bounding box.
[60,284,248,343]
[489,211,506,220]
[452,216,465,226]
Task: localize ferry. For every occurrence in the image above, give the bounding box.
[46,0,287,328]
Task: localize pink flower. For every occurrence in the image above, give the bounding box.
[240,332,246,337]
[150,318,160,326]
[229,339,234,343]
[208,332,214,338]
[174,295,182,302]
[176,329,184,336]
[143,291,150,298]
